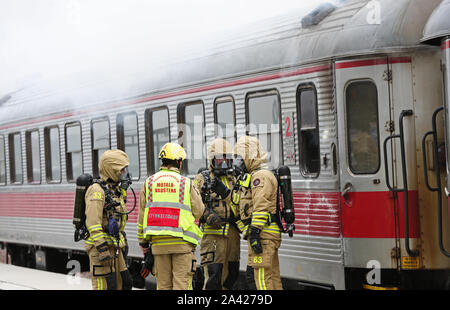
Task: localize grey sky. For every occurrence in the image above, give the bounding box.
[0,0,338,96]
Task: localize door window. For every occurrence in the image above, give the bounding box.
[346,81,380,174]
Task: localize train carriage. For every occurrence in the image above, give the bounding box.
[1,0,450,289]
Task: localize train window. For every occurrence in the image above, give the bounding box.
[145,107,170,175]
[65,122,83,182]
[345,81,380,174]
[297,84,320,177]
[44,126,61,182]
[246,91,282,169]
[25,130,41,183]
[178,101,206,175]
[91,118,110,178]
[214,96,236,145]
[117,113,140,180]
[8,132,23,184]
[0,135,5,185]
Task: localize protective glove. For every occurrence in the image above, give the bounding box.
[211,178,231,199]
[202,208,223,229]
[96,242,112,262]
[140,242,150,255]
[249,226,263,254]
[140,245,154,278]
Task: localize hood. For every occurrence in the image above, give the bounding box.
[99,149,130,182]
[233,136,267,173]
[208,138,234,169]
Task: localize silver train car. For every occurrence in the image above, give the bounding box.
[1,0,450,289]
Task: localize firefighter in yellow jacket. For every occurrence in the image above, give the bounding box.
[234,136,283,290]
[193,138,241,290]
[137,142,221,290]
[84,149,132,290]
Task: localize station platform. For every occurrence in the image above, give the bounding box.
[0,263,92,290]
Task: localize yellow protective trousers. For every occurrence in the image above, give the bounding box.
[201,225,241,289]
[87,245,131,290]
[153,251,197,290]
[247,239,283,290]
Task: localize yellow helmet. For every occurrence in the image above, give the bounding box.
[158,142,187,161]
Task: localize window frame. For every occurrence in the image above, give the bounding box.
[44,125,62,183]
[65,121,84,182]
[344,79,381,175]
[177,100,206,175]
[25,129,41,184]
[214,95,236,142]
[116,112,140,180]
[145,106,171,175]
[90,116,111,178]
[8,132,23,184]
[245,89,283,168]
[296,83,320,178]
[0,134,6,185]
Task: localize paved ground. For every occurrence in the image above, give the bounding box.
[0,263,92,290]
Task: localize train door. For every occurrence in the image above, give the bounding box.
[444,38,450,204]
[439,37,450,257]
[335,57,403,280]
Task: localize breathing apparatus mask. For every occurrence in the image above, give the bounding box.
[105,166,137,216]
[232,155,246,177]
[118,166,132,191]
[232,155,251,188]
[212,155,233,176]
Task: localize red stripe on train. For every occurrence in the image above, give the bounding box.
[0,192,140,223]
[0,190,420,239]
[335,56,412,69]
[340,190,420,238]
[442,40,450,50]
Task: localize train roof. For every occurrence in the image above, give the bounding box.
[0,0,443,127]
[421,0,450,45]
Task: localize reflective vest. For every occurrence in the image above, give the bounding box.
[143,169,203,246]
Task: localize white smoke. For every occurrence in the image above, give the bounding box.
[0,0,339,97]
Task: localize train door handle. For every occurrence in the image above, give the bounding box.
[421,106,450,257]
[384,109,419,257]
[342,182,353,205]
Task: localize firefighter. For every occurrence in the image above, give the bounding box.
[233,136,283,290]
[84,149,133,290]
[137,142,221,290]
[193,138,241,290]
